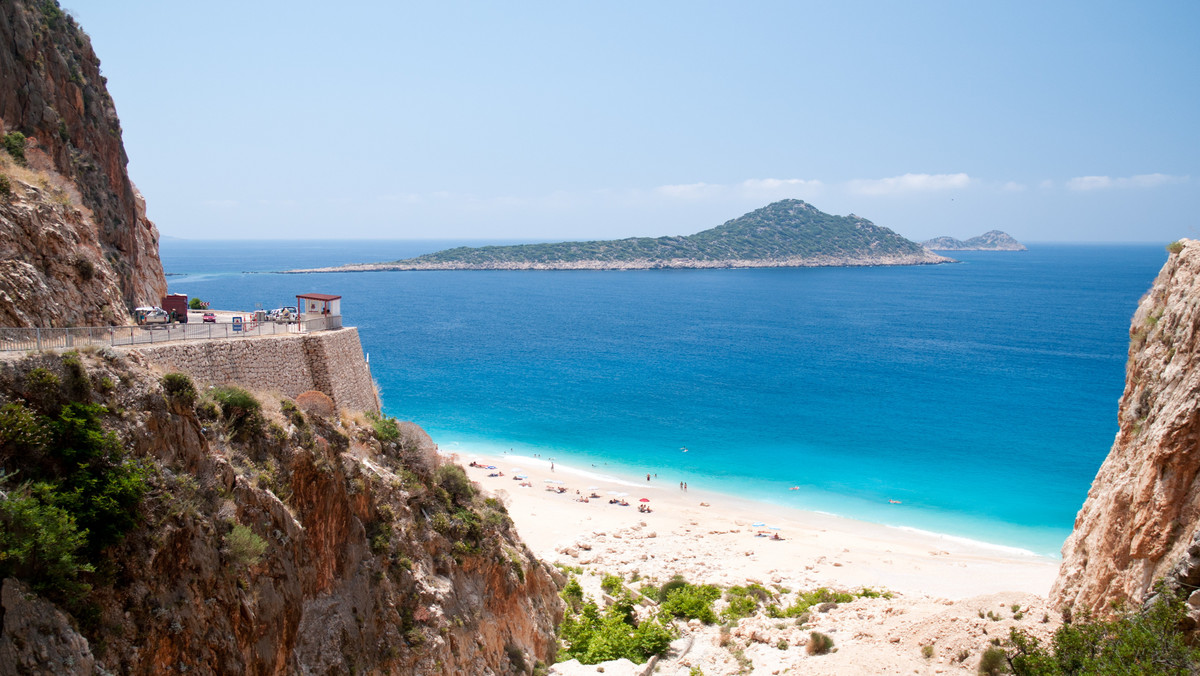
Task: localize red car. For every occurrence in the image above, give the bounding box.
[202,313,216,323]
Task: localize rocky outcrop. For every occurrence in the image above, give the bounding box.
[1052,239,1200,614]
[922,231,1026,251]
[0,0,165,325]
[0,351,562,674]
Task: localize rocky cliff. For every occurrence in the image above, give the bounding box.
[1053,239,1200,615]
[0,350,562,674]
[0,0,165,326]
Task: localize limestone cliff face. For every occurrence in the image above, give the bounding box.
[1052,239,1200,614]
[0,351,562,674]
[0,0,165,325]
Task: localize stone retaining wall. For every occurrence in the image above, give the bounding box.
[125,328,379,413]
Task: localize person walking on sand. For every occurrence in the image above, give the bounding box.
[679,481,684,491]
[551,462,554,471]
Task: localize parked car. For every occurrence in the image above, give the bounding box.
[202,313,216,323]
[141,309,169,325]
[268,306,297,322]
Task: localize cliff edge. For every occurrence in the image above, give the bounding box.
[0,349,562,674]
[0,0,165,326]
[1053,239,1200,614]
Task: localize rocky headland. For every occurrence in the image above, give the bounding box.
[921,231,1026,251]
[1053,239,1200,618]
[290,200,951,273]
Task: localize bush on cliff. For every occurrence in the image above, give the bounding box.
[1004,588,1200,674]
[161,372,197,407]
[0,357,147,607]
[210,386,264,442]
[0,483,94,602]
[2,131,26,166]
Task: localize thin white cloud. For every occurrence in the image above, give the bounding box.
[739,178,824,192]
[1000,181,1027,192]
[1065,173,1187,191]
[654,182,724,199]
[846,173,971,196]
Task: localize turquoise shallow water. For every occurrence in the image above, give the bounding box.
[161,240,1167,557]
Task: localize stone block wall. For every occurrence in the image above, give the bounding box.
[126,328,379,413]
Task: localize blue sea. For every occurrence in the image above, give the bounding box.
[160,239,1167,557]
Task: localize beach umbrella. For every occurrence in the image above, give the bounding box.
[751,522,766,527]
[639,498,650,502]
[768,526,782,530]
[543,479,556,483]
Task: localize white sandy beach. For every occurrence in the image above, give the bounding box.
[457,450,1063,674]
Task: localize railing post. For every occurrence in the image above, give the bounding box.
[35,327,41,351]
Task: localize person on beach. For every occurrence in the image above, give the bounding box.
[680,481,684,490]
[551,462,555,471]
[646,474,651,482]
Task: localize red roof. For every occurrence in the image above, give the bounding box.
[296,293,341,301]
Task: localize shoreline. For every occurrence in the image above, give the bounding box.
[450,448,1060,600]
[433,434,1067,559]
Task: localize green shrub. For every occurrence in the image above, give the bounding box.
[639,583,660,602]
[768,587,856,618]
[723,583,774,621]
[433,463,474,506]
[660,582,721,624]
[978,646,1007,675]
[225,523,267,567]
[47,402,146,554]
[73,257,95,282]
[559,598,676,665]
[1006,589,1200,674]
[187,297,207,310]
[600,573,624,595]
[0,400,50,461]
[0,483,93,603]
[161,373,196,407]
[210,386,263,442]
[1167,241,1184,255]
[23,367,62,411]
[3,131,26,166]
[659,574,689,600]
[807,631,834,655]
[561,577,584,611]
[922,644,935,659]
[366,411,401,442]
[0,174,11,200]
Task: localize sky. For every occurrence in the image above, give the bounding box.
[63,1,1199,242]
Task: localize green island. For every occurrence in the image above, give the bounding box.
[290,199,950,272]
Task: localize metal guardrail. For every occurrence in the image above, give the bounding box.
[0,316,344,353]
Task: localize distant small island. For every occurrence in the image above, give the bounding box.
[921,231,1026,251]
[289,200,951,272]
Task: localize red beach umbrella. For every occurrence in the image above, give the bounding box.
[639,498,650,502]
